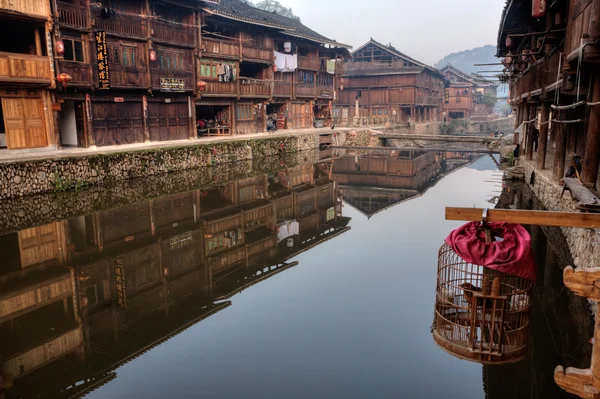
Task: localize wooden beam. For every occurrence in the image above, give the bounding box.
[526,102,536,161]
[445,207,600,229]
[537,101,550,170]
[553,110,567,180]
[582,76,600,188]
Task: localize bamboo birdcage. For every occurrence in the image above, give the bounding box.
[432,242,533,365]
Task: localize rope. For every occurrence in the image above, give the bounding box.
[588,101,600,106]
[551,101,585,110]
[551,119,583,124]
[523,118,537,124]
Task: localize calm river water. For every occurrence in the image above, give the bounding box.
[0,151,583,398]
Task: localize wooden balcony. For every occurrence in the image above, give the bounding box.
[92,8,147,39]
[56,1,89,29]
[0,0,50,19]
[0,52,52,84]
[295,83,315,98]
[57,60,92,87]
[416,96,440,106]
[201,37,240,60]
[513,50,561,98]
[298,56,318,71]
[0,271,72,322]
[2,327,83,380]
[273,80,292,97]
[242,46,273,63]
[152,19,195,47]
[203,80,237,97]
[240,79,270,97]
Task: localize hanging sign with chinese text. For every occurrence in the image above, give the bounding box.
[95,31,110,90]
[160,78,185,93]
[114,258,127,308]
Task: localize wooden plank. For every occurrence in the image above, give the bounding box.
[563,177,600,205]
[445,207,600,229]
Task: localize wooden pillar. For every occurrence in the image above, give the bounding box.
[188,96,196,139]
[582,77,600,187]
[553,112,567,180]
[526,102,536,161]
[142,95,150,142]
[34,28,42,56]
[537,101,550,170]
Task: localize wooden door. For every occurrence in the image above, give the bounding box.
[148,102,188,141]
[74,101,87,147]
[2,97,47,149]
[92,101,144,146]
[18,223,61,268]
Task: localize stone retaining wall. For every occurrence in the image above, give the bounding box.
[0,133,325,200]
[0,150,319,234]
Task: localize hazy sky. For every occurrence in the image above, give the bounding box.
[277,0,506,66]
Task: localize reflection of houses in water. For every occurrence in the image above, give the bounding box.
[331,151,441,217]
[0,162,350,398]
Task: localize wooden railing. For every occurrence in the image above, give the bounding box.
[152,19,195,47]
[240,79,270,97]
[57,1,89,29]
[93,9,147,38]
[513,50,561,97]
[298,56,318,70]
[295,83,315,98]
[201,37,240,59]
[203,80,237,96]
[57,60,92,86]
[273,80,292,97]
[0,52,52,84]
[0,0,50,19]
[242,46,272,62]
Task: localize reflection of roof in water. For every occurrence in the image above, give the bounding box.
[341,187,421,218]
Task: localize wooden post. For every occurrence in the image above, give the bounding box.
[582,77,600,187]
[553,111,567,180]
[537,101,550,170]
[142,95,150,142]
[34,28,43,56]
[526,102,536,161]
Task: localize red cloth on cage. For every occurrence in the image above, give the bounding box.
[445,222,536,281]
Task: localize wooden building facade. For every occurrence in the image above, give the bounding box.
[335,39,446,126]
[497,0,600,189]
[47,0,349,149]
[0,0,56,151]
[440,65,498,120]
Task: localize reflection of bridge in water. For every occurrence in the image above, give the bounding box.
[0,159,351,398]
[331,150,484,217]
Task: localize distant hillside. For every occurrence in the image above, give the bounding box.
[434,45,498,75]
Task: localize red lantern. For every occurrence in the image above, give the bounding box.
[56,73,72,88]
[55,40,65,55]
[149,50,157,62]
[272,64,278,72]
[197,80,207,92]
[532,0,547,18]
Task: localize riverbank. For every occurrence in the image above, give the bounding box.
[0,129,372,200]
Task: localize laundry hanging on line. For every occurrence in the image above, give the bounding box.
[326,60,336,75]
[274,51,298,72]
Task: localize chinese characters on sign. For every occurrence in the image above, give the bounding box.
[95,31,110,90]
[160,78,185,93]
[170,232,193,249]
[114,258,127,308]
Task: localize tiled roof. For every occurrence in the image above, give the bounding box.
[343,63,424,77]
[352,39,442,77]
[203,0,352,48]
